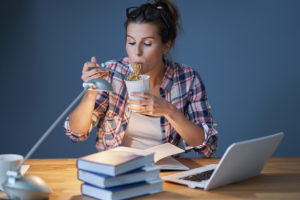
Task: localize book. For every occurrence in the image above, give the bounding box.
[77,147,154,176]
[146,143,186,163]
[115,143,189,171]
[78,165,160,188]
[156,156,189,171]
[81,178,163,200]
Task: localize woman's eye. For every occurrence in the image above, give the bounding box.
[144,43,152,46]
[128,42,136,45]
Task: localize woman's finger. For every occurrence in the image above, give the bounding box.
[130,92,152,98]
[91,56,98,64]
[83,62,98,72]
[129,104,153,111]
[84,68,103,77]
[84,73,108,82]
[83,74,98,82]
[82,68,109,81]
[129,104,154,111]
[82,72,109,82]
[82,70,99,81]
[128,98,153,106]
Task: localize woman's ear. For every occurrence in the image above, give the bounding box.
[163,41,172,54]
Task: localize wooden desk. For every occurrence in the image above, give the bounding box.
[1,157,299,200]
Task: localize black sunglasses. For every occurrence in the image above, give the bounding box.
[126,6,170,29]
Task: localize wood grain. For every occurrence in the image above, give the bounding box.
[0,157,299,200]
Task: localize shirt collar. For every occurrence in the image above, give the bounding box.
[160,60,175,92]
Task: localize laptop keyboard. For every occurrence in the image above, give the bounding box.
[179,169,214,182]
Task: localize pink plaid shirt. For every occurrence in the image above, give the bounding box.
[64,57,218,157]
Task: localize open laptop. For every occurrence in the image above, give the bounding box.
[162,132,284,190]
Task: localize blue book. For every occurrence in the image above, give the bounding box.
[77,147,154,176]
[78,165,160,188]
[81,178,163,200]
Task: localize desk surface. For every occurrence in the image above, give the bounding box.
[1,157,300,200]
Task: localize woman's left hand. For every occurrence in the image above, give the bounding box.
[127,92,172,117]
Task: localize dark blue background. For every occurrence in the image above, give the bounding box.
[0,0,299,158]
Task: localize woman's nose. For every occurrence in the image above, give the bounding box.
[135,45,142,56]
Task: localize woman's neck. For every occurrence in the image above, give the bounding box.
[146,61,166,89]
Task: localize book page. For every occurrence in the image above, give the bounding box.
[81,149,143,166]
[156,156,189,170]
[146,143,185,163]
[112,146,153,156]
[115,143,184,164]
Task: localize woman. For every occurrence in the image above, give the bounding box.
[64,0,217,157]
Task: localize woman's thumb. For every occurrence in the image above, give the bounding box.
[91,56,98,64]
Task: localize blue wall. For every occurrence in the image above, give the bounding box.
[0,0,299,158]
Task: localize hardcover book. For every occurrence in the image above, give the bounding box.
[78,165,160,188]
[81,178,163,200]
[77,147,154,176]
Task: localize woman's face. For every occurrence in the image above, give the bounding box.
[126,22,170,74]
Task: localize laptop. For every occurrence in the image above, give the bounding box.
[162,132,284,190]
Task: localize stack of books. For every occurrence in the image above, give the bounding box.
[77,146,163,200]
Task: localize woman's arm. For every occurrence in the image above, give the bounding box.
[128,69,217,156]
[164,103,205,146]
[68,90,98,135]
[128,94,205,146]
[66,56,109,136]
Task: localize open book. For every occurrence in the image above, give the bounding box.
[116,143,189,170]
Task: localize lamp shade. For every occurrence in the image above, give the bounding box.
[83,78,113,91]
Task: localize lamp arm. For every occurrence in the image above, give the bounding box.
[14,88,88,173]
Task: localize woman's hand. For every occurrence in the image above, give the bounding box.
[81,56,109,82]
[127,92,173,117]
[128,92,207,147]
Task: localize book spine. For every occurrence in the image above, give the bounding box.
[77,159,115,176]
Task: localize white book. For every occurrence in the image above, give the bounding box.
[78,165,160,188]
[116,143,189,170]
[156,156,189,170]
[81,178,163,200]
[147,143,185,163]
[77,147,154,176]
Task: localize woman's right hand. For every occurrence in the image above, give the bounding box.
[81,56,109,82]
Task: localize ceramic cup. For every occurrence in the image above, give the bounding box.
[0,154,23,190]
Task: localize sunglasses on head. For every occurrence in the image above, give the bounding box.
[126,6,170,29]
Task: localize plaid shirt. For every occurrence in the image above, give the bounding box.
[64,57,218,157]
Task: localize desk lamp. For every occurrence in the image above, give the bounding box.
[2,76,113,200]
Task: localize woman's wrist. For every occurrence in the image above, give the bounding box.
[164,102,179,122]
[84,89,98,101]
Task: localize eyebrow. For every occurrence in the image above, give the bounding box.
[126,35,155,40]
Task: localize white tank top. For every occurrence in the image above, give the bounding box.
[121,111,163,149]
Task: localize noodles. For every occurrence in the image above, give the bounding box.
[127,63,141,81]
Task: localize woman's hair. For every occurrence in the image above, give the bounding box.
[124,0,181,48]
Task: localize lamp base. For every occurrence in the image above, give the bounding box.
[2,174,51,200]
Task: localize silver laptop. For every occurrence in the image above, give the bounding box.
[162,132,284,190]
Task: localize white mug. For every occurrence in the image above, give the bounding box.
[0,154,23,191]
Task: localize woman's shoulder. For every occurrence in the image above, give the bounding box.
[169,60,200,79]
[168,61,205,91]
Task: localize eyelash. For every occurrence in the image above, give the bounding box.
[128,42,152,46]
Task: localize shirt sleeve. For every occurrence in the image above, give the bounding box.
[183,71,218,157]
[64,90,109,142]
